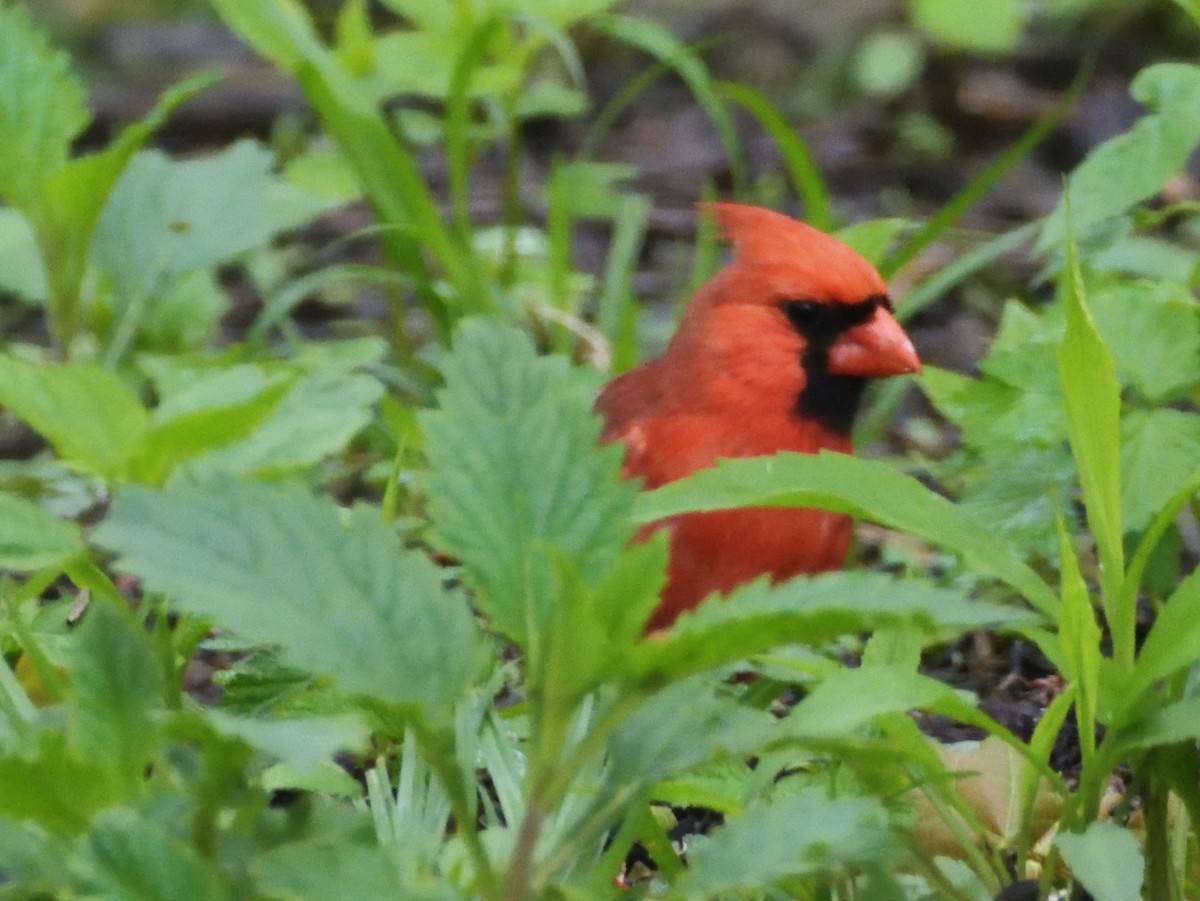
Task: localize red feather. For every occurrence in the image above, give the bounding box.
[596,204,920,631]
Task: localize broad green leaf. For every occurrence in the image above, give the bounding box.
[421,320,637,645]
[135,269,228,352]
[207,711,369,769]
[93,140,330,307]
[634,451,1060,619]
[129,377,291,485]
[631,572,1038,686]
[0,818,69,883]
[679,790,893,897]
[606,677,779,789]
[0,3,89,209]
[960,444,1076,561]
[185,369,383,477]
[1041,63,1200,248]
[71,808,230,901]
[0,732,114,833]
[0,491,84,570]
[1055,821,1144,901]
[911,0,1022,52]
[254,839,429,900]
[95,479,483,718]
[1121,409,1200,534]
[0,354,148,480]
[1089,279,1200,403]
[1058,219,1124,622]
[69,603,164,792]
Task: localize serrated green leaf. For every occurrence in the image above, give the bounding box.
[421,320,637,645]
[0,3,89,209]
[0,490,84,570]
[1121,409,1200,534]
[71,808,230,901]
[1055,821,1144,901]
[94,479,483,718]
[679,789,893,897]
[0,354,148,480]
[631,572,1037,685]
[634,451,1059,619]
[1088,278,1200,403]
[1041,63,1200,249]
[69,603,164,792]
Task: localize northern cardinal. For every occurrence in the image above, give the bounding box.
[596,204,920,631]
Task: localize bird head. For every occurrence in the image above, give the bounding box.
[701,202,920,380]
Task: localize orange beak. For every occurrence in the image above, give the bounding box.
[826,307,921,378]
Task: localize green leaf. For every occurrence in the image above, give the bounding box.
[0,732,114,833]
[130,376,291,485]
[1058,215,1125,625]
[1118,569,1200,717]
[633,451,1060,619]
[0,818,69,883]
[421,320,637,645]
[1121,409,1200,534]
[606,677,779,789]
[679,790,893,897]
[0,207,47,302]
[785,666,984,741]
[911,0,1022,52]
[1055,821,1144,901]
[0,354,148,480]
[0,2,89,209]
[1041,63,1200,248]
[185,369,383,477]
[69,603,164,792]
[1115,695,1200,753]
[0,490,84,570]
[71,808,230,901]
[254,839,428,900]
[1057,517,1099,762]
[94,479,483,718]
[94,140,330,306]
[207,711,369,769]
[34,71,219,353]
[631,572,1037,686]
[1089,278,1200,403]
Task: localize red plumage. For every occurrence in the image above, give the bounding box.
[596,204,920,631]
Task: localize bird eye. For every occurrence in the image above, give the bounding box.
[783,300,821,331]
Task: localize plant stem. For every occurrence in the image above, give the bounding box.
[501,797,544,901]
[1144,772,1175,901]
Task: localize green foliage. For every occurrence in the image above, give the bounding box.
[0,0,1198,898]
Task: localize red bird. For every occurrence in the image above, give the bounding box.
[596,203,921,631]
